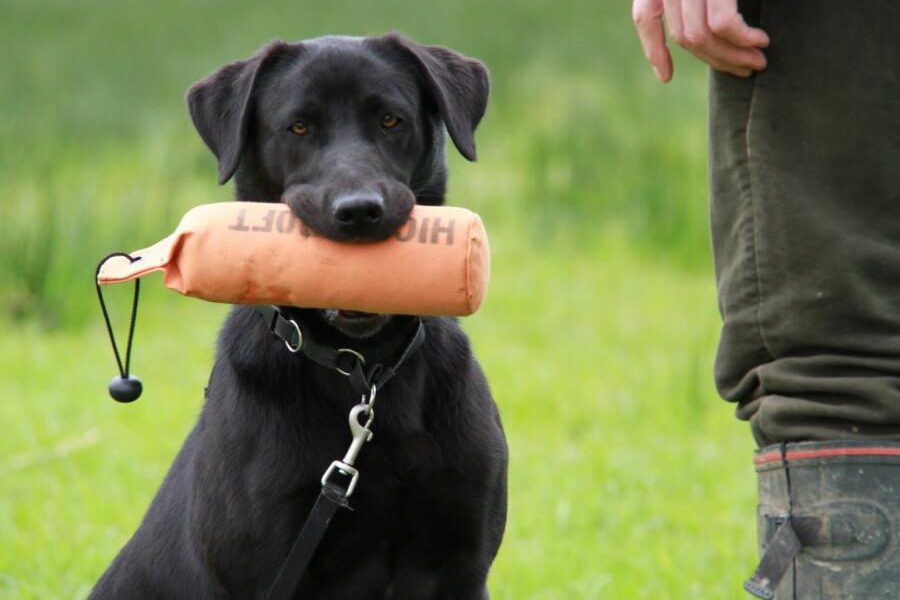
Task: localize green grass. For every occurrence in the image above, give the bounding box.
[0,0,759,598]
[0,233,757,599]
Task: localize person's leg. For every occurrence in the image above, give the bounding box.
[711,0,900,447]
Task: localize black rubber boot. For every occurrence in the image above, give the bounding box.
[746,441,900,599]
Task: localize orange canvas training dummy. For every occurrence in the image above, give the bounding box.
[97,202,490,316]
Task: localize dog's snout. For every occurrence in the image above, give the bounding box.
[333,193,384,232]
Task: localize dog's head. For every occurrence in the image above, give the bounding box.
[187,34,488,338]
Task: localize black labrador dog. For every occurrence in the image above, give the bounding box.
[88,34,507,599]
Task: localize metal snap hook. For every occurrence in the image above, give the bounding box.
[319,403,375,498]
[347,403,374,448]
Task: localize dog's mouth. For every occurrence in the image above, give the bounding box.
[320,308,391,339]
[282,182,417,244]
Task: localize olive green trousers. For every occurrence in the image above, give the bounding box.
[710,0,900,446]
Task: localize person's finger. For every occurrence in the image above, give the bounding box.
[681,0,712,49]
[707,0,769,48]
[633,0,674,81]
[657,48,674,82]
[686,40,764,76]
[662,0,685,45]
[672,0,767,75]
[703,35,767,71]
[690,50,753,77]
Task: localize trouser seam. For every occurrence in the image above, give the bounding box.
[744,72,775,362]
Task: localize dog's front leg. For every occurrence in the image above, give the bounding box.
[385,479,501,600]
[386,554,490,600]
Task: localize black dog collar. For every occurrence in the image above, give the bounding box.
[254,305,425,396]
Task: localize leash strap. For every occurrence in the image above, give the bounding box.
[256,306,425,598]
[265,481,350,600]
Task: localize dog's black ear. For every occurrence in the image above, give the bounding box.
[371,33,489,161]
[186,41,296,184]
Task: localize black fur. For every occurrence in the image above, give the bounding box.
[88,33,507,600]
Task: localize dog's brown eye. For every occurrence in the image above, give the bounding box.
[289,121,309,136]
[381,114,401,129]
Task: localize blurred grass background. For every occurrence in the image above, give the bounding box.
[0,0,757,598]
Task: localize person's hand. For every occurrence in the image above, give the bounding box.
[632,0,769,82]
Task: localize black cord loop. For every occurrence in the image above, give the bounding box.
[95,253,143,402]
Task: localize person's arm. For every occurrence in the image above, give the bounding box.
[632,0,769,82]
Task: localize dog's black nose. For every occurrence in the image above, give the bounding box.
[332,193,384,232]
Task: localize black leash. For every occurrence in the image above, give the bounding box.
[257,306,425,600]
[265,481,351,600]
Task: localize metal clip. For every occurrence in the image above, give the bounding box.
[343,403,374,465]
[320,403,374,497]
[364,385,378,411]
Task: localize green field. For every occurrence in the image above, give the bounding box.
[0,0,758,598]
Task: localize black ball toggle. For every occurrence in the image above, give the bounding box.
[109,375,143,403]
